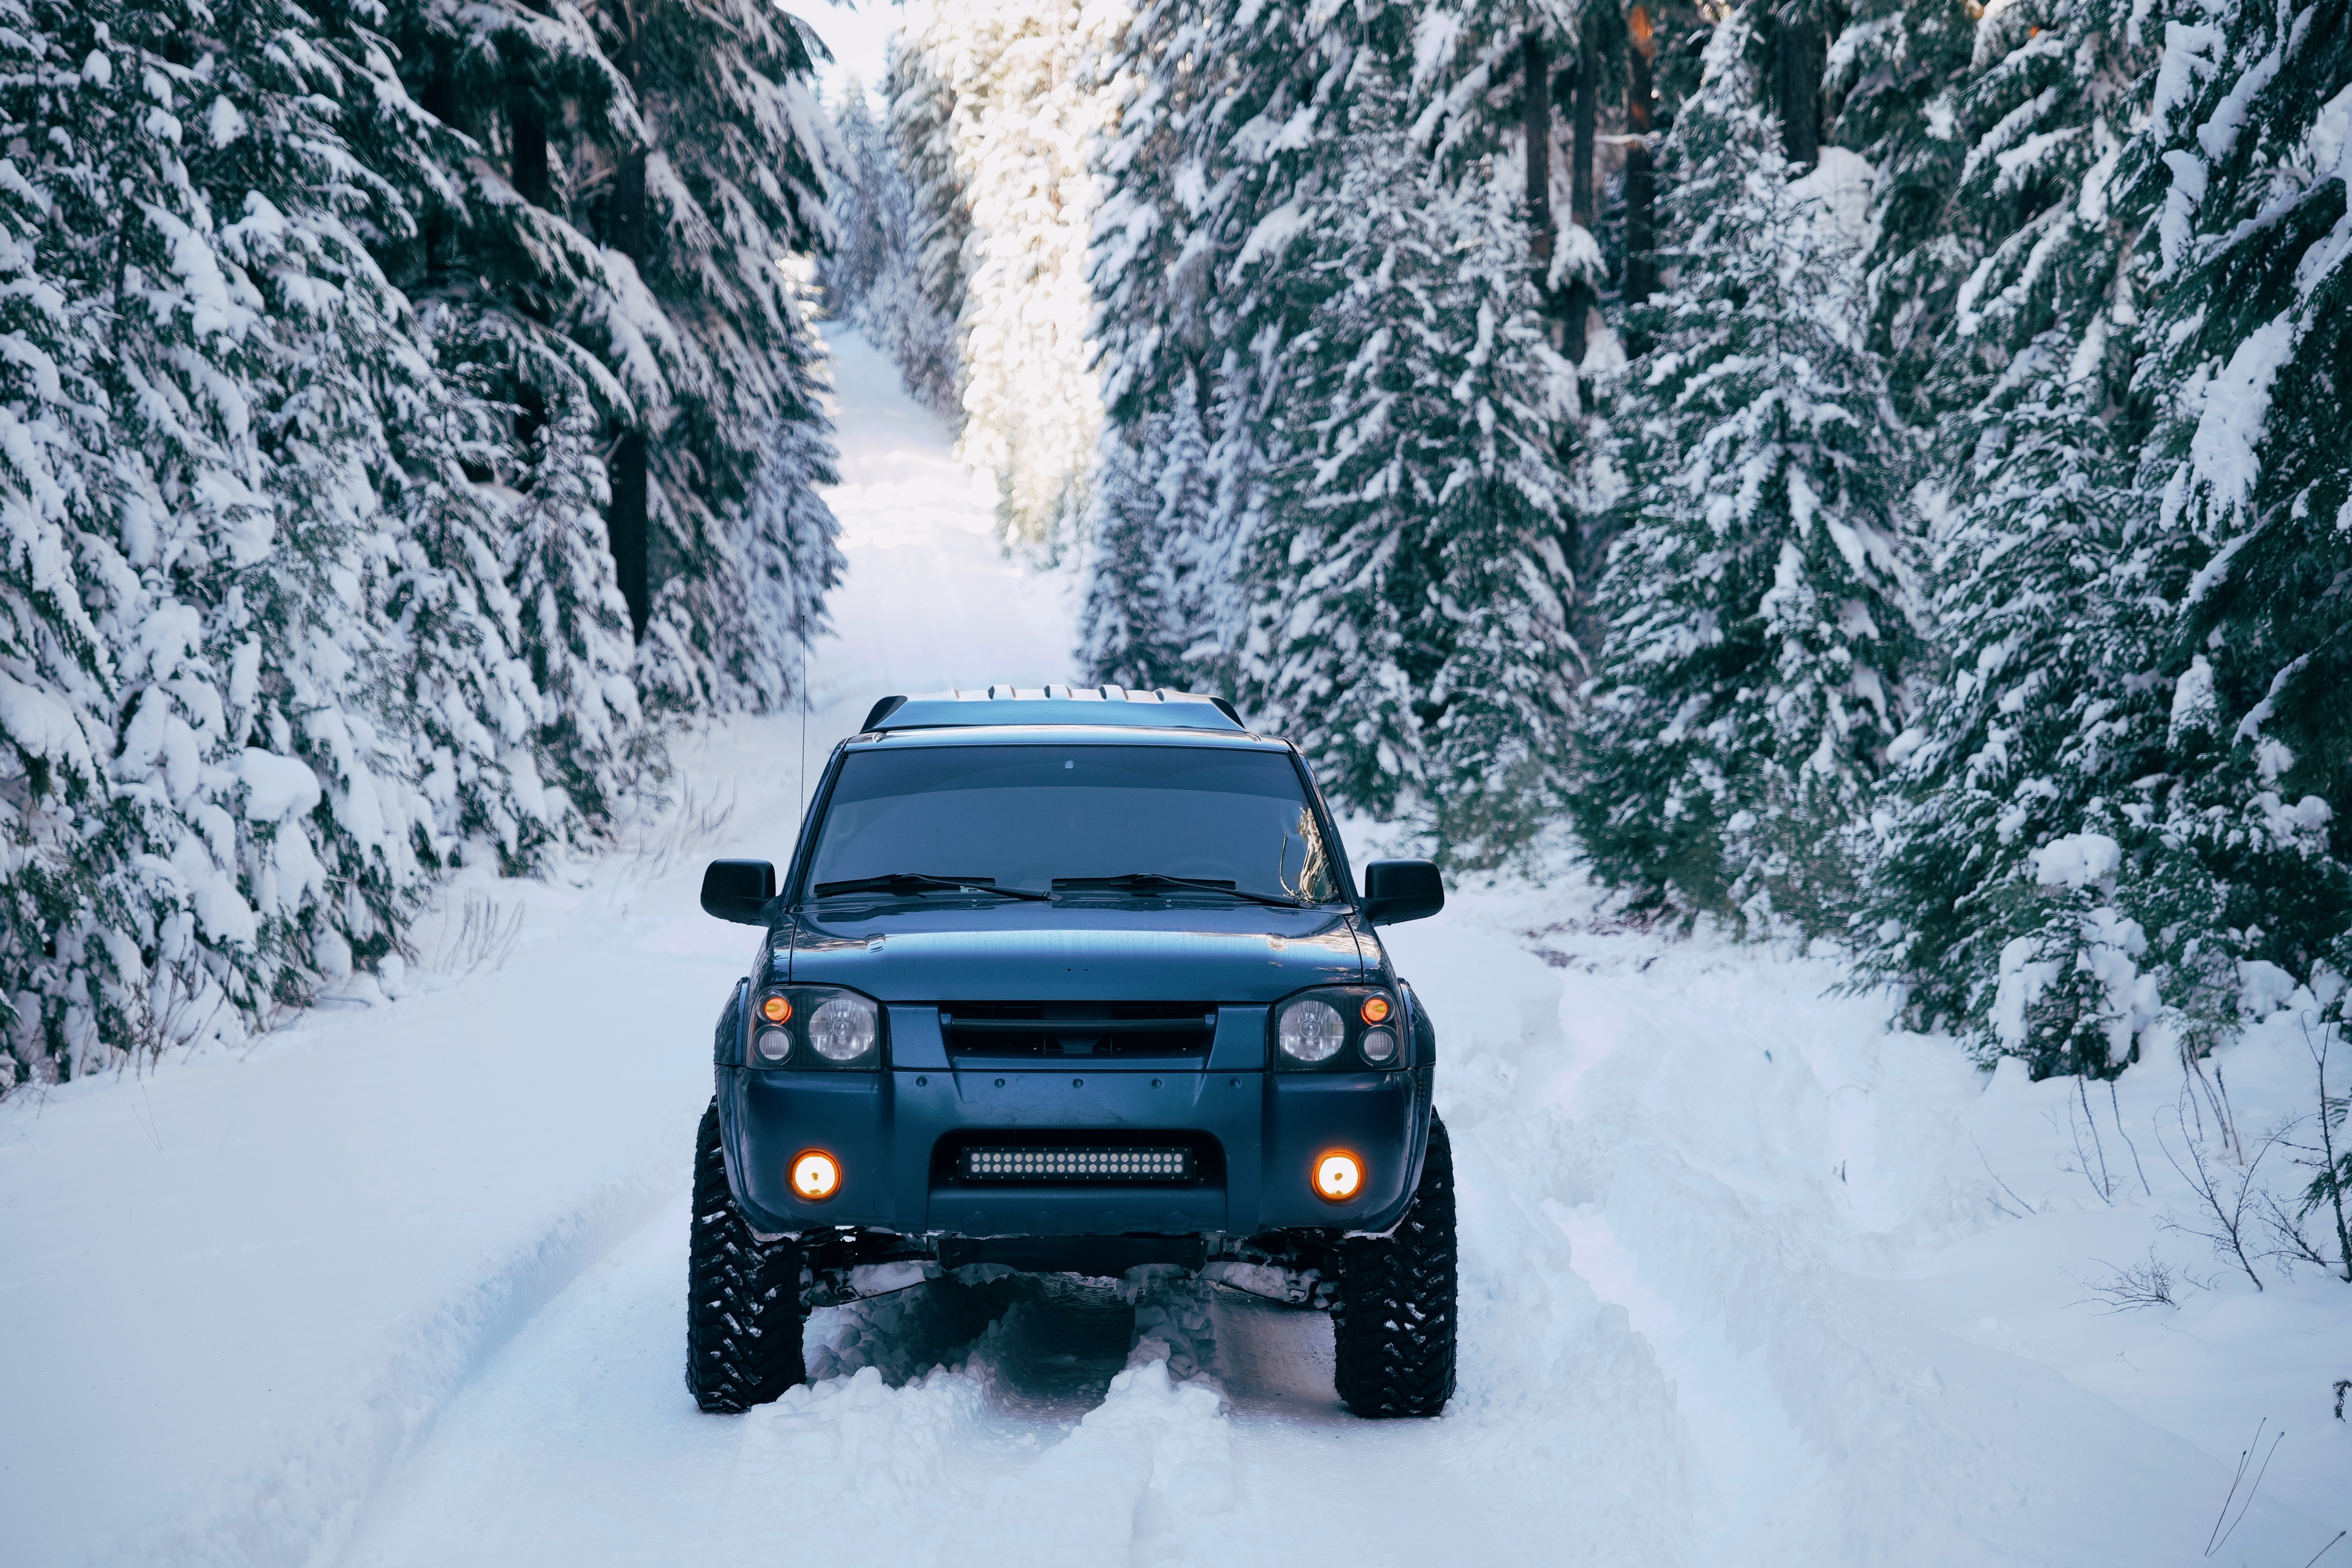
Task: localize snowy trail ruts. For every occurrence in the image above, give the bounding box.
[344,1210,1696,1568]
[335,332,2338,1568]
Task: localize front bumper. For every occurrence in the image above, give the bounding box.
[716,1004,1430,1240]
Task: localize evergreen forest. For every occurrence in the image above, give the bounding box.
[851,0,2352,1085]
[1,0,841,1083]
[5,0,2348,1098]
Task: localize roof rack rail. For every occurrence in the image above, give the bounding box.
[859,685,1245,734]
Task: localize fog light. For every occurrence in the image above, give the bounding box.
[1314,1150,1363,1203]
[791,1149,840,1201]
[755,1027,792,1063]
[1359,1027,1397,1065]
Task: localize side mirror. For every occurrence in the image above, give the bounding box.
[1361,859,1444,925]
[701,859,777,924]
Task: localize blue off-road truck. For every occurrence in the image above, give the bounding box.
[688,686,1455,1418]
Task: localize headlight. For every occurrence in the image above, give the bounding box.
[1277,998,1346,1062]
[1270,987,1406,1069]
[808,995,879,1062]
[747,986,884,1069]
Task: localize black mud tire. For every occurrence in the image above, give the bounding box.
[686,1098,806,1413]
[1332,1111,1458,1418]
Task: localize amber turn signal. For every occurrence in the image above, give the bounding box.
[1359,995,1393,1025]
[790,1149,840,1201]
[1313,1150,1363,1203]
[761,994,793,1024]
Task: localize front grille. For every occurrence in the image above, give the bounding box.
[958,1145,1196,1183]
[940,1000,1216,1058]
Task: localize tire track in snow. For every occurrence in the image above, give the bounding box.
[1531,940,2333,1566]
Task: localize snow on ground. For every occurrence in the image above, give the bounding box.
[4,331,2347,1568]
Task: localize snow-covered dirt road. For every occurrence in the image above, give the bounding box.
[5,333,2347,1568]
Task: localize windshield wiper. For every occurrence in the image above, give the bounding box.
[811,873,1051,902]
[1051,873,1303,909]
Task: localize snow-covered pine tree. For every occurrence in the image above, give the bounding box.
[895,0,1118,557]
[2100,0,2352,1049]
[1078,374,1212,691]
[1850,0,2165,1076]
[379,0,651,446]
[1403,0,1603,352]
[493,382,645,832]
[2,0,840,1084]
[1860,400,2166,1075]
[602,0,843,713]
[390,0,841,723]
[1081,0,1371,691]
[289,0,629,869]
[886,34,972,420]
[384,0,670,828]
[1861,0,2150,424]
[210,0,630,908]
[1239,85,1582,857]
[857,228,962,423]
[827,77,958,417]
[0,0,118,1082]
[5,0,492,1065]
[822,83,893,318]
[1573,7,1920,930]
[1824,0,1976,416]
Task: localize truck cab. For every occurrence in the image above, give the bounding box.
[687,686,1456,1418]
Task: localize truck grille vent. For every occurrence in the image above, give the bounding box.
[940,1000,1215,1058]
[958,1145,1196,1183]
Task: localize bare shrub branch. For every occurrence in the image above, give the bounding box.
[433,892,524,980]
[2158,1091,2268,1291]
[2295,1019,2352,1284]
[2111,1077,2152,1196]
[2065,1074,2116,1204]
[2072,1247,2204,1312]
[1972,1137,2041,1220]
[2204,1418,2282,1557]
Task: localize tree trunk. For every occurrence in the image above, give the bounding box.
[510,94,549,207]
[418,75,459,289]
[1624,5,1656,305]
[1523,33,1552,274]
[610,147,651,642]
[1775,11,1824,168]
[610,9,652,643]
[610,428,649,640]
[1562,12,1603,364]
[1570,13,1599,232]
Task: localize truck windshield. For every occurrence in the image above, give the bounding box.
[805,746,1341,904]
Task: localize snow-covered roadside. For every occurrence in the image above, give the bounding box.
[1430,877,2352,1559]
[0,777,742,1568]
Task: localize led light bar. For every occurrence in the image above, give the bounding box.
[959,1146,1194,1183]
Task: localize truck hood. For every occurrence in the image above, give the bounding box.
[778,904,1368,1002]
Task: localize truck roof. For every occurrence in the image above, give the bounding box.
[860,686,1248,736]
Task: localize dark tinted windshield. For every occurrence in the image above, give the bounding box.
[806,746,1340,902]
